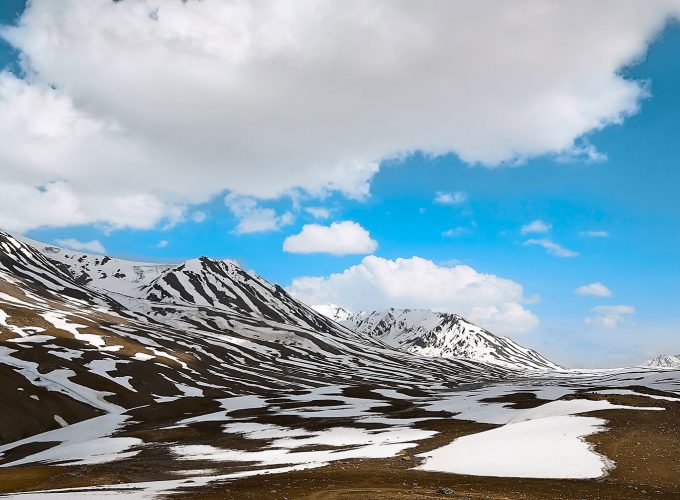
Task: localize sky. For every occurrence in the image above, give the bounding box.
[0,0,679,368]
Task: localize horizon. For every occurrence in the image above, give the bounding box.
[1,1,679,369]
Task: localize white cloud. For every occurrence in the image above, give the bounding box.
[288,255,539,335]
[575,282,613,297]
[555,141,608,163]
[1,0,677,230]
[283,221,377,255]
[305,207,331,220]
[191,211,207,223]
[585,305,635,328]
[580,230,610,237]
[55,238,105,254]
[0,180,181,233]
[434,191,466,206]
[156,239,169,248]
[225,193,293,234]
[442,227,468,237]
[524,239,579,257]
[521,219,552,234]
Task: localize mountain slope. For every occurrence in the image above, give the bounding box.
[30,240,168,296]
[319,307,560,371]
[138,257,342,332]
[311,303,353,323]
[0,231,522,446]
[30,239,342,334]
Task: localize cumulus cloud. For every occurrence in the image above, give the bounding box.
[580,230,610,237]
[156,239,169,248]
[0,180,182,233]
[55,238,105,254]
[0,0,678,231]
[434,191,467,206]
[288,255,539,335]
[225,193,293,234]
[524,239,579,257]
[521,219,552,234]
[283,221,377,255]
[575,282,613,297]
[585,305,635,328]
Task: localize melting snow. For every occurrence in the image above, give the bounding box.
[173,425,435,470]
[419,415,611,478]
[0,414,141,467]
[418,398,663,478]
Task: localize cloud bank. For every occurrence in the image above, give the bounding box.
[288,255,539,335]
[1,0,679,231]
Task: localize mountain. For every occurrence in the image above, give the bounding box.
[643,354,680,368]
[4,231,678,498]
[0,230,522,447]
[315,307,560,371]
[30,240,169,295]
[29,240,341,333]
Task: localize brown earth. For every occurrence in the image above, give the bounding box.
[0,389,678,499]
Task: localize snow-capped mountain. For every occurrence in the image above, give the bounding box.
[30,240,168,295]
[5,229,679,498]
[0,230,568,456]
[29,239,340,333]
[0,230,523,440]
[137,257,342,332]
[643,354,680,368]
[319,307,560,371]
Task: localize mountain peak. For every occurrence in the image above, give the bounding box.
[10,235,339,334]
[322,307,560,371]
[643,354,680,368]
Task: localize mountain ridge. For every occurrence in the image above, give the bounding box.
[0,230,517,445]
[313,304,561,371]
[29,237,559,372]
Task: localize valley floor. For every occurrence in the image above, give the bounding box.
[1,371,679,499]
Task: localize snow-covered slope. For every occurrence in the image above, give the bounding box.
[311,303,353,323]
[329,308,560,371]
[0,232,113,304]
[28,239,340,333]
[24,238,169,296]
[0,230,520,444]
[643,354,680,368]
[138,257,341,332]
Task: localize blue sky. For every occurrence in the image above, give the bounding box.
[1,1,679,367]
